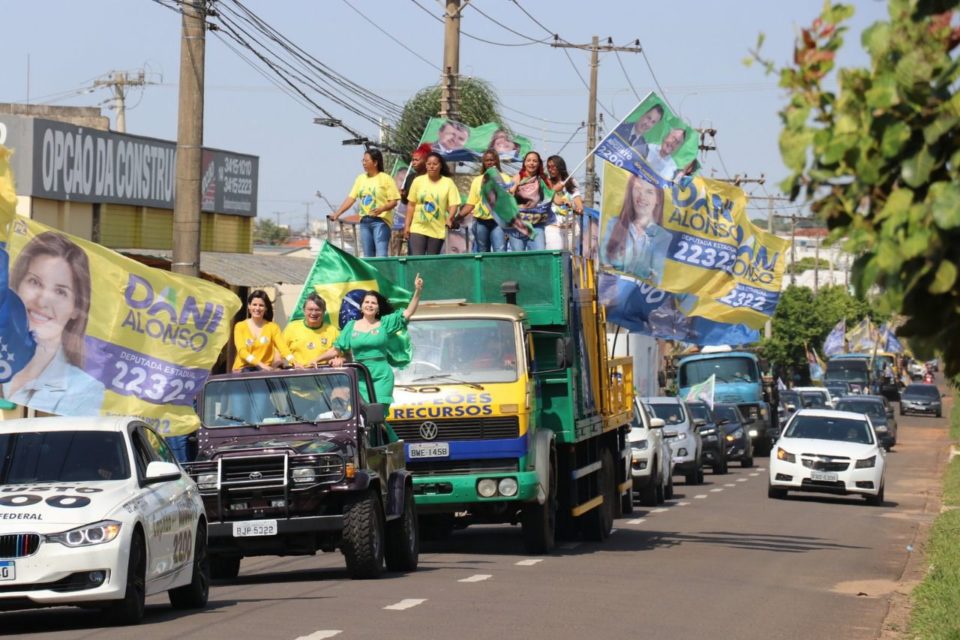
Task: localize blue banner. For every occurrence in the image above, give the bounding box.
[0,245,37,383]
[823,319,845,356]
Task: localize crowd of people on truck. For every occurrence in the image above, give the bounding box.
[328,143,585,257]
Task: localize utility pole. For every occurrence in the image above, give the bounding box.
[814,233,820,294]
[172,0,206,278]
[551,36,643,209]
[303,201,312,235]
[439,0,465,121]
[95,70,150,133]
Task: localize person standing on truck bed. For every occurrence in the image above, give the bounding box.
[232,290,295,372]
[283,292,340,368]
[316,274,425,440]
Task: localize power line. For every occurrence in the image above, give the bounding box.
[340,0,441,71]
[638,46,676,113]
[468,4,553,45]
[509,0,559,39]
[614,49,643,102]
[407,0,544,47]
[499,103,581,127]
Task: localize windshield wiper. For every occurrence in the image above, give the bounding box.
[409,373,484,390]
[274,412,307,422]
[215,414,256,427]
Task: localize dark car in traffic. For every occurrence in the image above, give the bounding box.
[900,383,943,418]
[713,403,754,467]
[835,395,898,450]
[687,401,729,475]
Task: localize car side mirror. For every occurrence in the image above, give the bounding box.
[649,418,665,429]
[693,418,706,428]
[145,461,182,485]
[362,402,388,424]
[717,418,730,426]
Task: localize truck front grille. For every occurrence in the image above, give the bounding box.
[407,459,520,476]
[392,416,520,442]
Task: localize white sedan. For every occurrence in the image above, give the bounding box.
[0,417,208,624]
[768,409,886,505]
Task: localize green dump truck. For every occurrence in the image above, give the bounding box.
[368,250,634,552]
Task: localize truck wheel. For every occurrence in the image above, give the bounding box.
[169,522,210,609]
[104,530,146,625]
[342,490,385,579]
[210,555,241,580]
[583,448,615,541]
[385,489,419,573]
[741,456,754,468]
[640,470,658,507]
[522,453,557,554]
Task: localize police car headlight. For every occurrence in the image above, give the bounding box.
[292,467,317,483]
[477,478,498,498]
[198,473,218,489]
[47,520,122,547]
[498,478,518,497]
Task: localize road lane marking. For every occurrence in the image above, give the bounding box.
[384,599,427,610]
[749,473,760,477]
[724,483,736,487]
[710,488,723,493]
[459,574,492,583]
[677,501,690,506]
[757,467,765,471]
[627,518,646,525]
[295,632,342,640]
[650,507,668,513]
[610,528,618,534]
[694,495,708,499]
[736,478,748,482]
[515,559,543,566]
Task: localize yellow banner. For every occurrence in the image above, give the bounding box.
[0,146,240,435]
[599,164,789,328]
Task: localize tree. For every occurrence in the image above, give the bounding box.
[386,77,506,159]
[253,219,289,246]
[786,256,832,274]
[751,2,960,374]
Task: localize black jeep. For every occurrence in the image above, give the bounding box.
[184,364,418,580]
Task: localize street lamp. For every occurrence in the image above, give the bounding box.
[313,117,342,127]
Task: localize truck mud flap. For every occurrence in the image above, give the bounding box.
[386,471,413,520]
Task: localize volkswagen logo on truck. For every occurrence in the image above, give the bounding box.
[419,421,439,440]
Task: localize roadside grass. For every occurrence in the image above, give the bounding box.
[944,458,960,508]
[952,376,959,441]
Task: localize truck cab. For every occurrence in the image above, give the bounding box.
[824,354,872,395]
[185,364,418,580]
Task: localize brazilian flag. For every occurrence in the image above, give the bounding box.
[479,167,541,238]
[289,242,412,368]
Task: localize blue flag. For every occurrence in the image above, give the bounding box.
[0,245,37,383]
[823,320,845,356]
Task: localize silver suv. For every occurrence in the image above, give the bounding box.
[645,396,704,485]
[628,399,674,506]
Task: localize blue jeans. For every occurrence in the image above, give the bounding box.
[506,226,545,252]
[360,216,390,257]
[473,219,506,252]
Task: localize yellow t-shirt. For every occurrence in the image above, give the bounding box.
[466,171,512,220]
[349,172,401,227]
[282,320,340,367]
[407,175,461,239]
[232,320,294,371]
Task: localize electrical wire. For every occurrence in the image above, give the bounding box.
[499,103,581,127]
[553,123,586,155]
[468,4,554,45]
[340,0,441,71]
[639,46,676,113]
[407,0,544,47]
[509,0,558,38]
[614,49,643,102]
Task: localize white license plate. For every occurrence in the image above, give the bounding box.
[672,456,685,463]
[409,442,450,459]
[232,520,278,537]
[811,471,838,482]
[0,561,14,581]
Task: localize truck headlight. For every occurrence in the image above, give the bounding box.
[498,478,518,497]
[198,473,218,489]
[292,467,317,483]
[477,478,498,498]
[47,521,122,547]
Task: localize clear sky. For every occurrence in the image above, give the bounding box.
[1,0,889,230]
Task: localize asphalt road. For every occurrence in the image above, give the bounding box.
[5,397,952,640]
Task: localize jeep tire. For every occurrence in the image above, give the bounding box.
[342,489,385,579]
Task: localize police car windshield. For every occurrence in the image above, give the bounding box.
[395,319,519,385]
[0,431,131,483]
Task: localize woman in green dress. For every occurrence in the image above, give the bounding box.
[317,274,424,436]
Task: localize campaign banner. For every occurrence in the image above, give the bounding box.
[418,118,533,164]
[0,155,240,434]
[598,271,760,346]
[823,319,845,356]
[599,164,788,329]
[594,92,700,186]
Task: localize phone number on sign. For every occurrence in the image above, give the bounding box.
[110,361,197,403]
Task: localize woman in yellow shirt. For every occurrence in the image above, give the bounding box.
[331,149,399,257]
[403,152,461,255]
[282,292,339,367]
[232,290,294,372]
[458,149,513,252]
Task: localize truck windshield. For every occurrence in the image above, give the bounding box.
[0,431,130,483]
[680,357,758,386]
[825,361,868,383]
[202,372,355,427]
[395,319,518,385]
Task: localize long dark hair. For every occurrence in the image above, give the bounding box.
[365,149,385,173]
[424,151,452,178]
[363,290,394,320]
[247,289,275,322]
[518,151,548,184]
[606,175,665,260]
[546,155,578,195]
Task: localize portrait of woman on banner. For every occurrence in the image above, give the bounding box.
[1,231,105,414]
[601,174,672,283]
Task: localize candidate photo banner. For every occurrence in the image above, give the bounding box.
[595,92,700,187]
[418,118,533,164]
[0,209,240,435]
[599,165,788,328]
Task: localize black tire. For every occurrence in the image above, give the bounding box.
[712,461,724,475]
[522,452,557,554]
[105,530,146,625]
[768,484,787,499]
[936,410,942,418]
[210,555,241,580]
[583,448,615,541]
[655,473,665,505]
[342,489,386,579]
[664,472,674,501]
[418,514,455,541]
[741,456,754,469]
[169,522,210,609]
[385,488,419,573]
[640,473,658,507]
[684,470,698,485]
[621,482,635,515]
[899,407,905,416]
[865,484,885,506]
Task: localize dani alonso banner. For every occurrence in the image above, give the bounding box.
[0,182,240,434]
[599,164,788,329]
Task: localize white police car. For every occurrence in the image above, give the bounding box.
[0,417,208,624]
